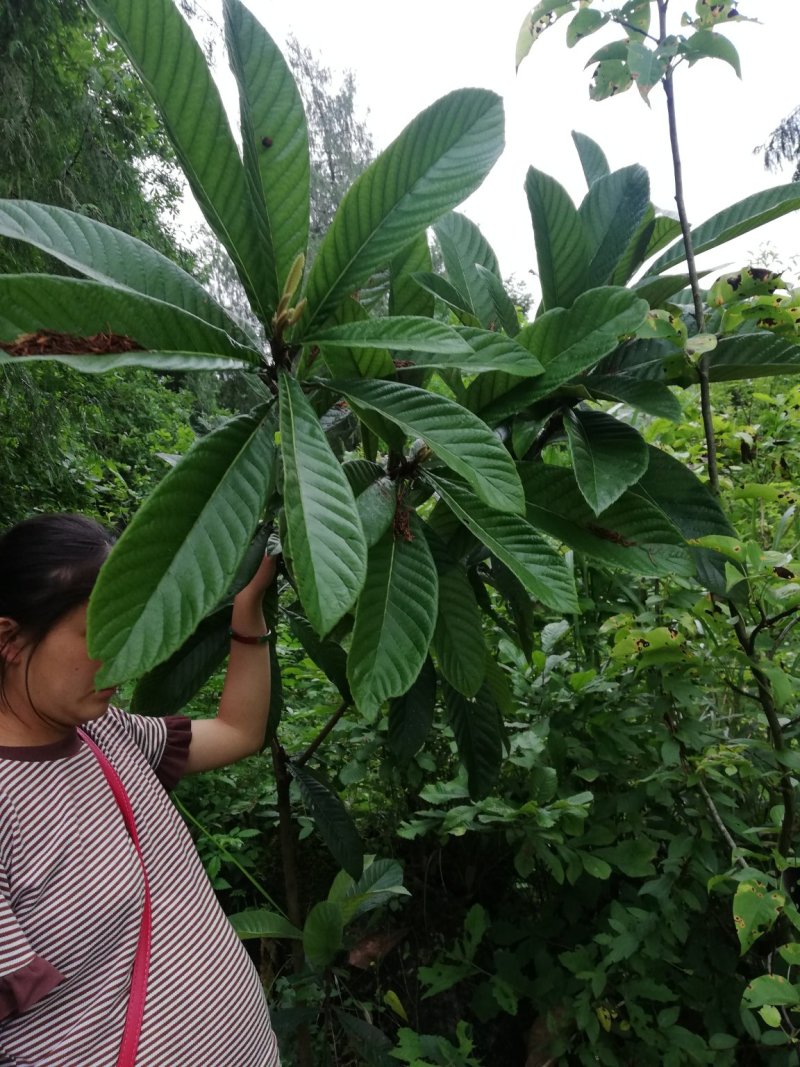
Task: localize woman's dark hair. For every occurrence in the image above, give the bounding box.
[0,514,115,696]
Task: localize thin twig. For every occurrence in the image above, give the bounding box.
[610,16,660,45]
[295,700,351,766]
[748,605,800,655]
[174,796,287,914]
[696,778,748,869]
[723,680,760,704]
[773,614,800,656]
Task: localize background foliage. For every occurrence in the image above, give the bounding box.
[0,0,189,272]
[0,0,209,528]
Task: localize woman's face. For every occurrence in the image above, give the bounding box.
[1,603,116,739]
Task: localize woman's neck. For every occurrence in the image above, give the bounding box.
[0,704,75,747]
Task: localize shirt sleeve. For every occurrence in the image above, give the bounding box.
[0,953,64,1021]
[154,716,192,791]
[100,708,193,791]
[0,802,64,1019]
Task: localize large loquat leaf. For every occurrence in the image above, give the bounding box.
[306,317,473,357]
[279,373,367,636]
[0,200,256,346]
[427,534,487,698]
[309,319,541,376]
[134,529,281,715]
[0,275,260,371]
[467,287,648,421]
[518,462,694,577]
[608,206,656,287]
[572,130,610,188]
[355,477,397,549]
[443,680,504,800]
[649,184,800,275]
[290,762,364,879]
[88,0,274,322]
[705,332,800,382]
[390,234,435,319]
[525,166,589,311]
[635,447,736,541]
[130,607,230,716]
[326,378,525,515]
[474,265,523,337]
[309,298,395,380]
[564,408,650,514]
[409,272,477,322]
[433,211,501,328]
[582,374,683,421]
[348,515,438,720]
[579,165,650,286]
[387,658,437,763]
[426,473,578,614]
[224,0,309,296]
[634,446,735,593]
[446,329,542,376]
[284,605,350,701]
[302,89,504,332]
[88,408,277,685]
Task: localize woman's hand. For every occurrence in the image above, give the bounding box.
[233,554,278,607]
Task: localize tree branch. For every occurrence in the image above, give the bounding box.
[658,0,719,495]
[731,612,795,858]
[523,410,565,462]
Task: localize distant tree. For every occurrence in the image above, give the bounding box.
[284,35,375,245]
[503,272,534,318]
[0,0,189,273]
[757,106,800,181]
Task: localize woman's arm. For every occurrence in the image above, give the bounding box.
[184,555,277,774]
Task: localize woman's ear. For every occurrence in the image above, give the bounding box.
[0,618,24,664]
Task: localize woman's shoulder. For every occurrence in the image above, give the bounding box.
[85,704,127,734]
[84,707,189,786]
[83,705,137,755]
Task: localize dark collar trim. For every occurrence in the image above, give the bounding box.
[0,730,82,762]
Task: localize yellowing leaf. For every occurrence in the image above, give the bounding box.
[384,989,409,1021]
[733,880,785,954]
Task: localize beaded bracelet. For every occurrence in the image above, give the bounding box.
[228,627,271,645]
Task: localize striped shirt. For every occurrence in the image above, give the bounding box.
[0,708,281,1066]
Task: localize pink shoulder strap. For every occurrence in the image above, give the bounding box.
[78,728,152,1067]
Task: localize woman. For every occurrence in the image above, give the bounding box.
[0,513,281,1066]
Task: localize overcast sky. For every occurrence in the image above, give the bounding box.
[198,0,800,295]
